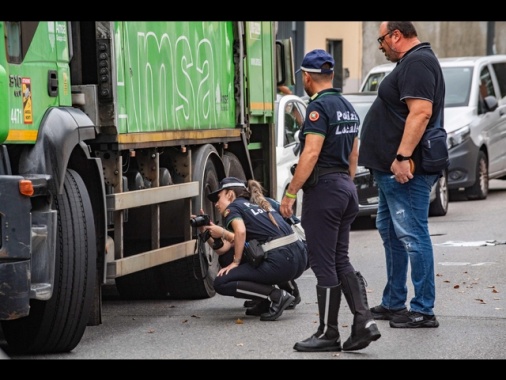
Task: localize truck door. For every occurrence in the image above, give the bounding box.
[0,21,69,144]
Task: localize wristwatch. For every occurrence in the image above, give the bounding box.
[396,154,412,161]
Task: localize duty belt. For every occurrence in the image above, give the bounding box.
[261,233,299,253]
[319,166,349,176]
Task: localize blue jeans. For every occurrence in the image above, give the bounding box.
[372,170,439,315]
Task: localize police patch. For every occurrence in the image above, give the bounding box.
[309,111,319,121]
[224,209,230,217]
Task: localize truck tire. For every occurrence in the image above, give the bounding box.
[223,152,247,180]
[2,169,97,354]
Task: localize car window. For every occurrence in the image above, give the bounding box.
[442,67,473,107]
[361,72,387,92]
[491,62,506,100]
[478,67,495,114]
[283,100,305,147]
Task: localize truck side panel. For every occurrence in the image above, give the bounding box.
[114,22,236,133]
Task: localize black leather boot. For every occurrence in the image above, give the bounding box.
[245,299,270,316]
[243,300,260,308]
[293,285,342,352]
[260,289,295,321]
[279,280,301,310]
[341,271,381,351]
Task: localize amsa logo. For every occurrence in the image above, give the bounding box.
[116,22,235,132]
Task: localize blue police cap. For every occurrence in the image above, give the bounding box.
[296,49,335,74]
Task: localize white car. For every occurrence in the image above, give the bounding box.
[274,94,306,216]
[360,55,506,200]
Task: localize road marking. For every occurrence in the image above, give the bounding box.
[434,240,506,247]
[438,262,496,266]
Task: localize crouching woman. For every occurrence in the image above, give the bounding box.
[202,177,307,321]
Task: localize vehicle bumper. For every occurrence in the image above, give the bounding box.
[0,175,57,320]
[354,168,378,217]
[447,138,479,190]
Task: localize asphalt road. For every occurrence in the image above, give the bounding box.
[2,180,506,360]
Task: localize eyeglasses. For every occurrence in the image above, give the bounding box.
[377,32,391,45]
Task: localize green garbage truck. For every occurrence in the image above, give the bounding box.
[0,21,295,354]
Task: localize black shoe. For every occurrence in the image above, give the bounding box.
[370,305,408,320]
[245,300,270,316]
[243,300,260,308]
[293,334,342,352]
[389,310,439,328]
[342,320,381,351]
[286,294,301,310]
[260,291,295,321]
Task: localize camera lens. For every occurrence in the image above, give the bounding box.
[189,214,210,227]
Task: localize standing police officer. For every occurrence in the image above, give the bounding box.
[280,49,381,352]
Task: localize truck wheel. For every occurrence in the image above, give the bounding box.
[465,150,488,200]
[161,145,222,299]
[2,169,97,354]
[223,152,247,180]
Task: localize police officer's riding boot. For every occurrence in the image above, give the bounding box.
[279,280,301,310]
[340,271,381,351]
[236,281,294,321]
[244,300,260,308]
[293,285,342,352]
[245,299,270,316]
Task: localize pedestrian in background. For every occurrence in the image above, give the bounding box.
[280,49,381,352]
[359,21,445,328]
[202,177,307,321]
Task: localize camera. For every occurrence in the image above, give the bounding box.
[190,214,224,250]
[189,214,211,228]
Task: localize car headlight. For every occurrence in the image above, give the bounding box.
[446,126,470,150]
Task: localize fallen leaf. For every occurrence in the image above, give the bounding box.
[235,318,244,324]
[492,288,499,293]
[236,343,244,346]
[475,298,486,304]
[444,280,450,283]
[148,329,155,333]
[191,314,201,319]
[182,319,188,323]
[453,284,460,289]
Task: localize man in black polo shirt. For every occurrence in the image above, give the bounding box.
[280,49,381,352]
[359,22,444,328]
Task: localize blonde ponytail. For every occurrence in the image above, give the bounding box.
[247,179,279,229]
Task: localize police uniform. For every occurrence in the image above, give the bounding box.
[292,49,380,352]
[209,178,307,321]
[299,88,359,286]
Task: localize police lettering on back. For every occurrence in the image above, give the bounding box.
[335,110,359,135]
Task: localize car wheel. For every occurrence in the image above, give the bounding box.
[429,169,449,216]
[465,150,488,200]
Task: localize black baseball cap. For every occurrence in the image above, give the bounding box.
[296,49,335,74]
[207,177,247,203]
